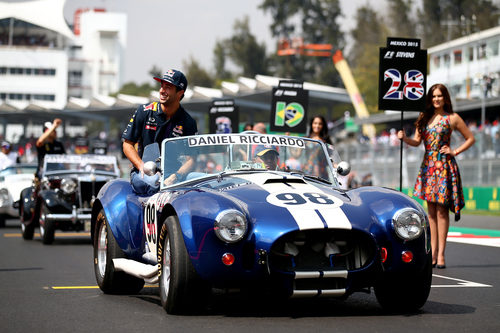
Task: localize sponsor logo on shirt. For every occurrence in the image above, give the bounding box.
[144,102,157,111]
[172,125,183,137]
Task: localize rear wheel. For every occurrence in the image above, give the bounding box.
[20,200,35,240]
[39,201,55,245]
[93,209,144,294]
[374,254,432,312]
[158,215,209,314]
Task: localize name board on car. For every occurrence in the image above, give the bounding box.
[188,134,305,148]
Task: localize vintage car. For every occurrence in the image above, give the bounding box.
[0,164,37,227]
[91,133,432,314]
[20,154,120,244]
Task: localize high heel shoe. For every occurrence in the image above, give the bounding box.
[436,264,446,269]
[432,263,437,268]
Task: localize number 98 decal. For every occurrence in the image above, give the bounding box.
[144,203,157,245]
[266,190,342,209]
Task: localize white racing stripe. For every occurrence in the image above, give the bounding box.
[235,173,352,230]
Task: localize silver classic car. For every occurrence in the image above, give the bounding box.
[0,164,37,227]
[20,154,120,244]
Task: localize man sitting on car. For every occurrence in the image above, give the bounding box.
[253,145,279,170]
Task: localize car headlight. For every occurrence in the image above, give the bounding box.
[392,208,425,240]
[0,188,9,206]
[214,209,247,243]
[60,178,77,194]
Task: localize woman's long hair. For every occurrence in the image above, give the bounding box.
[415,83,454,133]
[308,115,332,144]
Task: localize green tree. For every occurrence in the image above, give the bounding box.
[418,0,500,47]
[468,0,500,32]
[387,0,417,38]
[259,0,344,85]
[183,56,215,88]
[224,16,269,77]
[148,65,162,79]
[117,82,154,97]
[213,39,233,82]
[348,6,389,113]
[418,0,443,47]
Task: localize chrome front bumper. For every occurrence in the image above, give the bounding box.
[44,207,91,223]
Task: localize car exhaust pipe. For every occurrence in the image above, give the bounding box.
[112,258,159,284]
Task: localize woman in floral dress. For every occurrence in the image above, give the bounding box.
[398,84,475,269]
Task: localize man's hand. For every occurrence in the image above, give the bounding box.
[163,173,177,186]
[53,118,62,128]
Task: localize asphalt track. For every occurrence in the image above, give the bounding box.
[0,214,499,333]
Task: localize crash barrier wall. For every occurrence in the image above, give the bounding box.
[336,132,500,188]
[402,187,500,213]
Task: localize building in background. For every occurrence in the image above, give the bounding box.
[427,25,500,100]
[69,7,127,99]
[0,0,127,109]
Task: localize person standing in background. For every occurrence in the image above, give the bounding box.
[243,123,253,131]
[398,83,475,269]
[307,115,332,144]
[1,141,18,169]
[253,122,267,134]
[36,119,65,178]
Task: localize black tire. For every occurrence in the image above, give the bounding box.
[0,215,5,228]
[93,209,144,294]
[39,201,55,245]
[20,200,35,240]
[374,254,433,312]
[158,215,210,314]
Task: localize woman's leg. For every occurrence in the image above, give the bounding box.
[436,204,450,266]
[427,201,438,265]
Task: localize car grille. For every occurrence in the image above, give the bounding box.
[79,181,107,208]
[269,229,376,272]
[269,229,376,298]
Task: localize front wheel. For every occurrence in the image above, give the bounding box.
[20,200,35,240]
[39,201,55,245]
[158,215,209,314]
[93,209,144,294]
[374,254,432,312]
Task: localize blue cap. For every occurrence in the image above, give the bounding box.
[254,145,279,157]
[1,141,10,149]
[154,69,188,91]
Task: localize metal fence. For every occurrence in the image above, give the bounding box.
[336,131,500,188]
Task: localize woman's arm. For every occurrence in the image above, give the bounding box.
[397,128,422,147]
[440,114,475,156]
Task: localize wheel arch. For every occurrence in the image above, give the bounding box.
[91,179,139,253]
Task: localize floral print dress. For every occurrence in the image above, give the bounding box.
[413,114,464,218]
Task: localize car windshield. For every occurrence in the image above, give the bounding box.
[43,154,119,175]
[161,133,340,188]
[0,165,37,177]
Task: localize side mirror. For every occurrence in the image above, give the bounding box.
[336,161,351,176]
[142,143,161,176]
[143,161,157,176]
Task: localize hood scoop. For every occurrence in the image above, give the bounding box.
[263,178,306,185]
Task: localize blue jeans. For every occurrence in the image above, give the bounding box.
[130,170,160,196]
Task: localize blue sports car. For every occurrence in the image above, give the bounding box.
[91,133,431,314]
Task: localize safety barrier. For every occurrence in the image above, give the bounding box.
[402,187,500,212]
